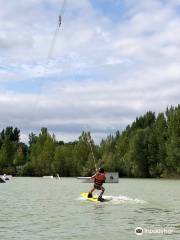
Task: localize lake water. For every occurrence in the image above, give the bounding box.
[0,177,180,240]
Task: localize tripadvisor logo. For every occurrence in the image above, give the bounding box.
[134,227,174,236]
[135,227,143,236]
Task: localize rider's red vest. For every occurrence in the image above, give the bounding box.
[94,173,106,186]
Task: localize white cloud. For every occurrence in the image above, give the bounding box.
[0,0,180,142]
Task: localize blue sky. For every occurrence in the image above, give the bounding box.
[0,0,180,143]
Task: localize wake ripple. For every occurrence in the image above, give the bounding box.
[77,195,146,204]
[105,195,146,204]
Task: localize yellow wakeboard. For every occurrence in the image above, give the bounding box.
[81,192,99,202]
[81,192,111,202]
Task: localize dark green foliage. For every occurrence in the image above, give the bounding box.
[165,105,180,175]
[0,106,180,177]
[29,128,56,176]
[0,127,21,174]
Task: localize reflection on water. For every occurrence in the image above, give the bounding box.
[0,177,180,240]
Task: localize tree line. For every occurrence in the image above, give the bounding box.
[0,105,180,178]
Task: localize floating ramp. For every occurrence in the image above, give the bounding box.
[0,175,12,183]
[0,177,6,183]
[42,176,54,179]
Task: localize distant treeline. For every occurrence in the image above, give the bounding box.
[0,105,180,178]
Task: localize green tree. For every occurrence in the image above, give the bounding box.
[29,128,56,176]
[166,106,180,175]
[127,128,158,177]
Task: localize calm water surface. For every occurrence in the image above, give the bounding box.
[0,178,180,240]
